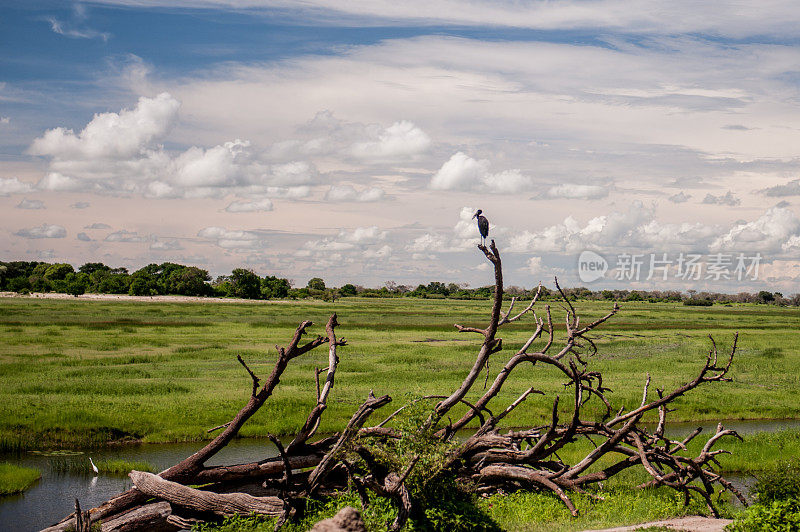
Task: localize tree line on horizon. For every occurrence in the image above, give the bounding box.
[0,259,797,305]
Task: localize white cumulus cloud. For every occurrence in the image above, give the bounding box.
[711,207,800,253]
[105,230,149,243]
[542,184,609,200]
[171,139,251,188]
[29,92,179,160]
[267,161,317,186]
[430,152,532,193]
[14,223,67,239]
[198,226,267,250]
[351,120,431,161]
[0,177,34,196]
[37,172,88,191]
[702,191,740,206]
[300,226,390,259]
[150,239,183,250]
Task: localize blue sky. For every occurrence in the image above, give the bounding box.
[2,1,800,292]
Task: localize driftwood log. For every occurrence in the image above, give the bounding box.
[44,240,744,531]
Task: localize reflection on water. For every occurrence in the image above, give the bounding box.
[2,420,798,531]
[0,438,286,532]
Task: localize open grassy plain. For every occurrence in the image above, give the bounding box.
[1,295,798,450]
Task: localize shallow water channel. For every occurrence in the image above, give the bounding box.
[3,419,800,532]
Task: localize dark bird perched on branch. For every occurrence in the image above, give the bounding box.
[472,209,489,246]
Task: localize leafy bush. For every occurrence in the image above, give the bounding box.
[754,459,800,504]
[727,459,800,531]
[354,399,499,531]
[726,498,800,531]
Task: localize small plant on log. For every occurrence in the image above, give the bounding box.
[44,240,745,532]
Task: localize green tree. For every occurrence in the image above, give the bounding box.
[65,272,89,297]
[79,262,110,275]
[43,263,75,281]
[322,289,340,302]
[166,266,211,296]
[261,276,291,299]
[340,283,357,296]
[128,274,157,296]
[98,274,131,294]
[426,281,449,296]
[31,263,50,278]
[155,263,186,294]
[1,262,46,290]
[7,277,31,293]
[28,275,51,292]
[230,269,261,299]
[307,277,326,291]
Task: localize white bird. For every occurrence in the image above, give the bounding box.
[89,457,99,475]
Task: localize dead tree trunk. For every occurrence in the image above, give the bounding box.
[44,240,745,531]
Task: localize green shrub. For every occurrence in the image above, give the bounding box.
[754,459,800,504]
[726,498,800,531]
[727,459,800,531]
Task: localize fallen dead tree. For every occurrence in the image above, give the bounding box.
[44,240,744,531]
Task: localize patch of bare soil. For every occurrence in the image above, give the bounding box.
[586,516,732,532]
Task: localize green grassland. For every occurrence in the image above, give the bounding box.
[0,462,40,494]
[1,296,799,450]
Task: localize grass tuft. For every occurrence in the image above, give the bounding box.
[96,459,155,475]
[0,462,41,495]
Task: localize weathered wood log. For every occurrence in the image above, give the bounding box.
[193,452,326,484]
[40,502,173,532]
[165,514,203,529]
[74,499,91,532]
[130,470,284,517]
[101,502,173,532]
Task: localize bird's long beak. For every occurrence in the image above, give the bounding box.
[472,212,477,219]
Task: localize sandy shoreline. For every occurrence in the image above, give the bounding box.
[0,291,290,304]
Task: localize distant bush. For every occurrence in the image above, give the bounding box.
[684,298,713,306]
